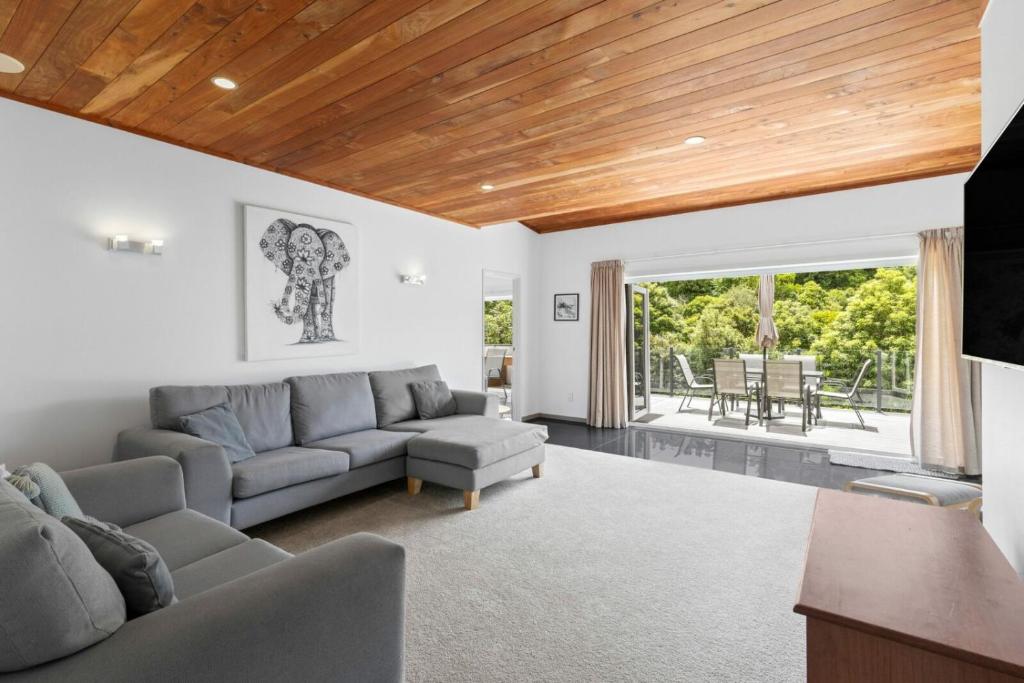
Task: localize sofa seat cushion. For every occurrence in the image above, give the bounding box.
[383,414,490,433]
[124,509,248,571]
[368,365,442,427]
[407,421,549,469]
[286,372,377,444]
[231,447,350,499]
[306,429,414,469]
[171,539,291,600]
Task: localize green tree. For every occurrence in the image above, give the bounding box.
[483,300,512,345]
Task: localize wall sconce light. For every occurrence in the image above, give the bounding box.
[108,235,164,255]
[400,274,426,286]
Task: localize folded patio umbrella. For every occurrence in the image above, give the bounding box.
[756,273,779,416]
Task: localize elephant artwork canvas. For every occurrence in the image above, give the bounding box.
[244,205,359,361]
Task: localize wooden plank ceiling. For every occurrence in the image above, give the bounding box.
[0,0,981,232]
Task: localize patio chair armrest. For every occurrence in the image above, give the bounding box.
[818,378,850,392]
[694,374,714,383]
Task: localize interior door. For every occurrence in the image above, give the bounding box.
[627,284,651,420]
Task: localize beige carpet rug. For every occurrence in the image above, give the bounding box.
[251,445,817,682]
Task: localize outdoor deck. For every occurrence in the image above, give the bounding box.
[639,394,911,457]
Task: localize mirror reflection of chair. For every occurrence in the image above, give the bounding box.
[762,360,815,432]
[484,347,508,399]
[674,354,713,412]
[709,359,760,426]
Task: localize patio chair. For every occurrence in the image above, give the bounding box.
[739,353,763,372]
[484,347,508,399]
[762,360,815,432]
[709,359,760,426]
[814,358,873,429]
[674,354,713,411]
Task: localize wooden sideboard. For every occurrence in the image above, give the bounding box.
[794,489,1024,682]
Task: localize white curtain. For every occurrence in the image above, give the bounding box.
[588,260,627,428]
[911,227,982,474]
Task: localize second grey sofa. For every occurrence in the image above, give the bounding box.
[2,456,405,682]
[116,365,545,528]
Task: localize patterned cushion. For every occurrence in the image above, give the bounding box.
[11,463,84,519]
[5,474,40,503]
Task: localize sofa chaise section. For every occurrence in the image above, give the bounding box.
[3,456,405,682]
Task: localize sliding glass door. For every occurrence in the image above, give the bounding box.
[627,284,651,420]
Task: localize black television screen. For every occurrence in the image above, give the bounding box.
[963,98,1024,368]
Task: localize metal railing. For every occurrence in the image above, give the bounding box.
[649,346,914,413]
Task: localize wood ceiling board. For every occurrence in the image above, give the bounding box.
[348,12,978,199]
[524,146,980,231]
[0,0,982,231]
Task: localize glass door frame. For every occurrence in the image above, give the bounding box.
[626,284,651,420]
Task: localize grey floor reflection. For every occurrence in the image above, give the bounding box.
[626,428,882,490]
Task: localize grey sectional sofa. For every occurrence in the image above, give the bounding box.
[116,365,547,526]
[1,456,405,682]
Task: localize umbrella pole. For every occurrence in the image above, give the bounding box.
[763,347,769,420]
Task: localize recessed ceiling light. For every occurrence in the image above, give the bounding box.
[480,183,495,191]
[0,53,25,74]
[211,76,237,90]
[684,136,706,145]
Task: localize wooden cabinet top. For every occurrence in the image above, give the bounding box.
[794,489,1024,677]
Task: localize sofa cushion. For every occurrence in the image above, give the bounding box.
[150,385,229,430]
[171,539,291,600]
[11,462,84,519]
[231,447,350,499]
[0,479,125,673]
[286,372,377,444]
[124,509,248,571]
[64,516,177,619]
[226,382,294,453]
[407,421,549,469]
[306,429,414,469]
[175,403,256,464]
[383,414,494,433]
[368,365,442,427]
[410,380,457,420]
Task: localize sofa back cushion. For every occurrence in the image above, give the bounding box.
[368,365,443,427]
[0,479,126,672]
[286,372,377,444]
[150,385,229,430]
[226,383,293,452]
[150,383,293,453]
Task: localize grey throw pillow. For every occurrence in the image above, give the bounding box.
[410,380,458,420]
[11,462,84,519]
[175,403,256,463]
[0,479,125,672]
[63,517,177,619]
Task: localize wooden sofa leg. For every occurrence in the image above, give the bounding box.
[407,477,422,496]
[532,464,543,478]
[464,490,480,510]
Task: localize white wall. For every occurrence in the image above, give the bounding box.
[532,175,967,420]
[979,0,1024,572]
[0,98,538,471]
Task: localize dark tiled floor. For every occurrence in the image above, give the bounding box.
[527,418,886,491]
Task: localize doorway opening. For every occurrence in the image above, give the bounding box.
[626,264,917,456]
[482,271,520,420]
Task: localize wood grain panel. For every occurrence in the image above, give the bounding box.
[0,0,983,230]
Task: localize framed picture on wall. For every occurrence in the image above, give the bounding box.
[554,293,579,321]
[244,204,360,361]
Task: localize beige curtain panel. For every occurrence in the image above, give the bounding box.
[588,260,627,428]
[911,227,982,474]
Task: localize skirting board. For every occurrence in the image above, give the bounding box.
[522,413,588,424]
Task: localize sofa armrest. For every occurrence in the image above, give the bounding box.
[115,428,233,525]
[452,389,499,418]
[7,533,406,683]
[61,456,185,528]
